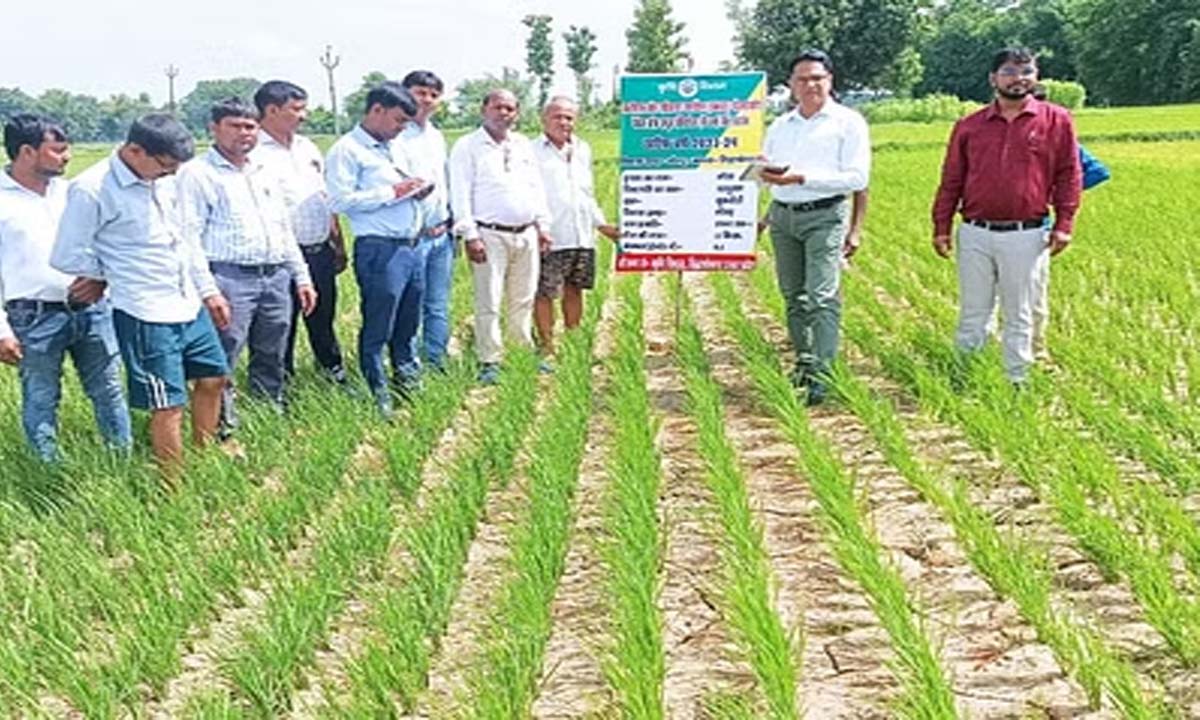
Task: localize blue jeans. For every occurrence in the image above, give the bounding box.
[413,231,453,369]
[6,300,132,461]
[353,236,423,394]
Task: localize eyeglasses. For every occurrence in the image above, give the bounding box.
[151,154,181,175]
[791,74,830,84]
[996,66,1037,78]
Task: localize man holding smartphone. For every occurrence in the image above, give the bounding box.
[325,82,432,417]
[760,49,870,406]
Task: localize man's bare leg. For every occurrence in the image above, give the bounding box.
[562,285,584,330]
[149,406,185,475]
[534,295,556,356]
[191,376,225,446]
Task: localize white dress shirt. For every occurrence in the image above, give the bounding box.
[532,135,607,251]
[51,152,219,324]
[175,148,310,285]
[250,130,331,247]
[449,127,551,241]
[0,171,76,339]
[763,100,871,203]
[395,120,450,228]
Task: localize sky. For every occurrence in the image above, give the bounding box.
[1,0,738,107]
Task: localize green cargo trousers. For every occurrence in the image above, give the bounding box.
[767,199,849,379]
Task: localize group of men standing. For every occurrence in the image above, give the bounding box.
[1,73,611,471]
[758,46,1083,407]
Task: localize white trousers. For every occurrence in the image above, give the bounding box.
[955,223,1049,381]
[471,227,540,364]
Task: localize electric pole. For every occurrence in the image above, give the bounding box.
[165,64,180,114]
[319,45,341,135]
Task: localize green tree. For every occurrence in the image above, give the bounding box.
[733,0,923,92]
[304,106,337,135]
[524,14,555,111]
[341,71,389,128]
[564,24,600,108]
[626,0,690,73]
[36,89,103,142]
[448,67,536,129]
[0,87,36,123]
[179,77,261,135]
[98,93,156,141]
[1071,0,1200,105]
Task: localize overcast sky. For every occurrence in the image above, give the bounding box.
[2,0,736,107]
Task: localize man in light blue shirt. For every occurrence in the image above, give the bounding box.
[398,70,453,372]
[52,114,231,473]
[325,82,431,417]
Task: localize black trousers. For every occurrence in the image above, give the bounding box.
[285,242,344,376]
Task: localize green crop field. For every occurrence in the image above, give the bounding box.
[2,105,1199,718]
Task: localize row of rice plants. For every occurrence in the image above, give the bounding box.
[598,273,666,719]
[706,272,957,718]
[837,273,1200,668]
[737,262,1170,716]
[329,348,542,716]
[459,243,613,717]
[670,277,799,719]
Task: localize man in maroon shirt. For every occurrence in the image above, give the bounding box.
[931,47,1081,386]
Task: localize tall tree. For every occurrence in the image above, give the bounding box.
[733,0,922,92]
[564,24,600,108]
[626,0,690,73]
[524,14,555,111]
[450,67,537,128]
[98,93,156,141]
[36,89,103,142]
[0,87,36,124]
[179,77,261,135]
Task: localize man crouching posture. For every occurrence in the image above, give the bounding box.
[52,114,232,474]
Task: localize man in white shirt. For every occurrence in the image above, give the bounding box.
[52,114,231,472]
[176,97,317,434]
[449,89,553,385]
[398,70,454,372]
[252,80,347,384]
[532,97,618,357]
[761,49,871,406]
[0,114,131,462]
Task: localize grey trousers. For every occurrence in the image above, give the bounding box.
[211,262,293,428]
[768,200,849,377]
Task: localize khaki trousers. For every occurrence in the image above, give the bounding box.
[471,227,540,364]
[955,222,1049,381]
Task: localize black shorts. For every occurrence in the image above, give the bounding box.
[537,248,596,298]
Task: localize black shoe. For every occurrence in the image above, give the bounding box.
[806,381,828,407]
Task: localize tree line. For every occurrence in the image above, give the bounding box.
[3,0,1195,144]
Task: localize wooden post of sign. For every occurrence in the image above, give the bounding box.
[674,270,683,335]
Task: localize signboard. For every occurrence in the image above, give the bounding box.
[617,72,767,272]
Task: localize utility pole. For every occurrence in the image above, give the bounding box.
[319,45,341,135]
[165,64,180,114]
[612,63,621,103]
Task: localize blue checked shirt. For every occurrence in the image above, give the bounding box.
[324,124,421,240]
[175,148,311,285]
[51,152,219,324]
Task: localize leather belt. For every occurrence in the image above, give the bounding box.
[477,220,535,234]
[964,217,1046,232]
[210,261,287,276]
[773,195,845,213]
[357,234,421,248]
[5,298,92,313]
[299,242,330,255]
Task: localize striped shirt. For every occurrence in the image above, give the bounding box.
[395,120,450,228]
[176,148,310,284]
[250,130,332,246]
[51,152,219,324]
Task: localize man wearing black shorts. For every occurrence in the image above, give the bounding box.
[532,97,617,356]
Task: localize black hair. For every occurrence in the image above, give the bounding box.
[401,70,444,93]
[992,47,1036,73]
[363,82,418,116]
[789,49,833,77]
[481,88,519,110]
[4,113,67,160]
[210,96,259,124]
[254,80,307,115]
[126,113,195,162]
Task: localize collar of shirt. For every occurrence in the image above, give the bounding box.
[984,96,1041,121]
[785,100,835,123]
[110,151,150,189]
[351,123,392,157]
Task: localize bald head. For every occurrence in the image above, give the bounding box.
[541,96,578,148]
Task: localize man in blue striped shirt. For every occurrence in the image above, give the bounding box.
[177,98,316,435]
[325,83,431,418]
